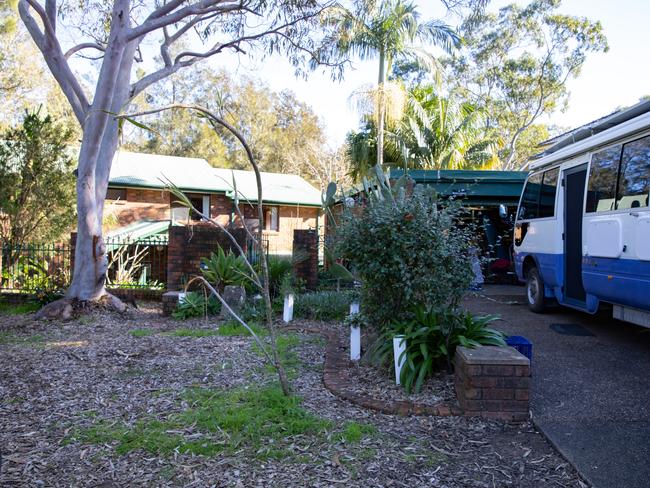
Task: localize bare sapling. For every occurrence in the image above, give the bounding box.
[120,104,291,395]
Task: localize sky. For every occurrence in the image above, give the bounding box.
[204,0,650,148]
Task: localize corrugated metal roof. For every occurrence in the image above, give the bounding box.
[212,169,322,206]
[390,169,528,205]
[109,151,321,207]
[105,220,170,251]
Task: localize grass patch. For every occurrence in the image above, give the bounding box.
[68,385,375,460]
[337,422,377,444]
[216,321,265,337]
[0,299,40,315]
[253,333,302,379]
[0,331,44,346]
[130,328,156,338]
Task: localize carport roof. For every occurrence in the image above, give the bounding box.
[390,169,528,206]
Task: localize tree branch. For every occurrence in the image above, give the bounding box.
[127,0,243,41]
[18,0,89,123]
[64,42,106,59]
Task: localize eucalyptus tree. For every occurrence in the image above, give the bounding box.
[448,0,608,169]
[322,0,461,169]
[17,0,337,311]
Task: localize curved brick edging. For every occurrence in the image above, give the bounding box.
[286,325,462,417]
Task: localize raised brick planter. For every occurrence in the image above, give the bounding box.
[288,325,462,417]
[454,345,531,422]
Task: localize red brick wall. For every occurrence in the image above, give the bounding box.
[167,223,247,290]
[293,229,319,290]
[106,188,171,226]
[105,187,322,256]
[232,203,321,255]
[210,194,232,226]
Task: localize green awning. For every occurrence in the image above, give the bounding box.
[105,220,170,251]
[390,169,528,206]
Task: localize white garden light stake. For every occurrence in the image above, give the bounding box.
[283,293,294,323]
[393,335,406,385]
[350,325,361,361]
[350,302,360,315]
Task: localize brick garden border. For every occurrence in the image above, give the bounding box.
[287,325,463,417]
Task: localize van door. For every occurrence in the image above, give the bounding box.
[564,164,588,304]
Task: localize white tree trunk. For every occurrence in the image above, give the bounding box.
[66,2,135,301]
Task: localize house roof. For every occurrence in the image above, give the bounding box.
[390,169,528,206]
[109,151,322,207]
[211,169,322,206]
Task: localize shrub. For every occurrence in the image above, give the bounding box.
[200,247,250,293]
[293,290,355,321]
[333,183,475,329]
[264,256,293,298]
[371,307,506,393]
[172,291,221,320]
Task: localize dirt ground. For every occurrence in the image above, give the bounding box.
[0,302,588,487]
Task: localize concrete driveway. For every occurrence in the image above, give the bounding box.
[463,286,650,488]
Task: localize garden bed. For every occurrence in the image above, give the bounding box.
[0,304,587,487]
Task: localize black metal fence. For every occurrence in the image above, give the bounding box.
[0,241,71,293]
[0,236,168,294]
[105,236,168,290]
[246,234,269,265]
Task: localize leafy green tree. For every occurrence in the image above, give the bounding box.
[346,84,501,177]
[323,0,460,168]
[0,110,76,246]
[126,66,341,186]
[448,0,608,168]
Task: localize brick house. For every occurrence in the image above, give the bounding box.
[105,151,323,255]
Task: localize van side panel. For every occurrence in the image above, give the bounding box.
[582,257,650,310]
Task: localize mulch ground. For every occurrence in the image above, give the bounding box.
[0,303,588,487]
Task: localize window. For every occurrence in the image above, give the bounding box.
[106,188,126,201]
[617,135,650,209]
[518,172,542,220]
[265,206,279,231]
[538,167,559,218]
[186,194,210,221]
[586,144,622,213]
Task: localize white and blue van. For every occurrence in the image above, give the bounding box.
[514,100,650,327]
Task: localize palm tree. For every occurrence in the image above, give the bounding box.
[346,85,502,175]
[388,85,502,170]
[325,0,460,168]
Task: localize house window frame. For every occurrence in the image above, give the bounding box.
[264,206,279,232]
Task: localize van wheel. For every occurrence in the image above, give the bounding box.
[526,267,546,313]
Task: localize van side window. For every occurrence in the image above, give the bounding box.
[519,172,542,220]
[538,167,559,218]
[586,144,622,213]
[617,135,650,209]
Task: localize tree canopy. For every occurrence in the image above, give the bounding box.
[447,0,608,168]
[0,110,76,246]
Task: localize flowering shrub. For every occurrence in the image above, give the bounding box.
[333,181,475,329]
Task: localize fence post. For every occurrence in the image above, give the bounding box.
[69,232,77,277]
[292,229,318,290]
[0,239,3,285]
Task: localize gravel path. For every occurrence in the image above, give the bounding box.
[0,304,588,487]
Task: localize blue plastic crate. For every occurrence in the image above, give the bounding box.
[506,335,532,362]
